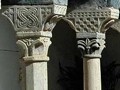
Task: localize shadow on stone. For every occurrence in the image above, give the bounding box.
[101,28,120,90]
[48,19,83,90]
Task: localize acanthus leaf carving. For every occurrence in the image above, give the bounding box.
[77,37,105,58]
[78,38,100,53]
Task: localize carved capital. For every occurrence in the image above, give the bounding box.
[77,33,105,58]
[65,8,119,58]
[2,5,68,62]
[66,8,119,32]
[17,36,51,62]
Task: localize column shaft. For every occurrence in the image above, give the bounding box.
[26,62,48,90]
[83,58,101,90]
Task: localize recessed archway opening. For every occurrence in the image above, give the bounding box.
[48,19,83,90]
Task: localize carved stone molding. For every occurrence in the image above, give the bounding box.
[3,6,52,32]
[66,8,119,33]
[42,15,63,32]
[17,36,51,62]
[2,5,67,33]
[77,33,105,58]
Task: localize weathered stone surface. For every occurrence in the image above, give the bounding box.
[107,0,120,9]
[68,0,120,10]
[111,20,120,32]
[77,33,105,58]
[68,0,107,9]
[84,58,101,90]
[65,8,119,58]
[2,0,68,5]
[2,2,68,90]
[66,8,119,32]
[2,5,67,33]
[26,63,48,90]
[17,37,51,62]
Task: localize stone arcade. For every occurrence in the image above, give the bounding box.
[1,0,120,90]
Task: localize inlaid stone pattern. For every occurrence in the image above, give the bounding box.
[66,8,119,32]
[3,6,53,32]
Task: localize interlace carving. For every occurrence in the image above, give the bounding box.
[2,6,53,32]
[17,7,39,29]
[2,5,67,33]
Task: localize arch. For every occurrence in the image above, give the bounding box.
[48,19,83,90]
[42,15,63,32]
[62,18,78,32]
[42,15,78,33]
[100,18,117,33]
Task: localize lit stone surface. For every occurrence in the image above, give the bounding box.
[26,63,48,90]
[2,3,68,90]
[83,58,101,90]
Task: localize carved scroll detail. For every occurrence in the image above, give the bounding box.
[42,15,63,31]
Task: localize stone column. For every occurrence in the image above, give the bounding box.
[77,33,105,90]
[66,8,119,90]
[2,2,68,90]
[18,36,52,90]
[83,58,101,90]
